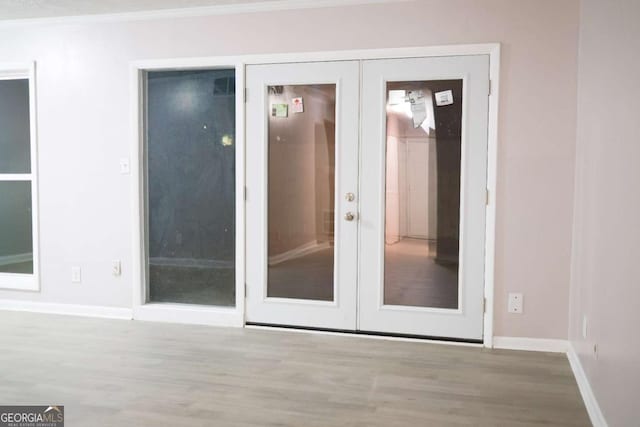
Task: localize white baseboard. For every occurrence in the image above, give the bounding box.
[133,303,243,327]
[493,336,569,353]
[268,241,331,266]
[0,252,33,266]
[0,299,243,327]
[0,299,133,320]
[567,343,608,427]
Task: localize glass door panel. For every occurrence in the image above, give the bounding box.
[384,80,463,310]
[267,84,336,302]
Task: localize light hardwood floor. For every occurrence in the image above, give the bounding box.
[0,311,590,426]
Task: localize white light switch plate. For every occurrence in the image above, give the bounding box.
[508,293,523,314]
[71,266,82,283]
[119,158,130,175]
[112,260,121,277]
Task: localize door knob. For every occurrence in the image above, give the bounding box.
[344,212,356,221]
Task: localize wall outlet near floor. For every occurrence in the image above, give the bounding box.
[112,260,121,277]
[508,293,523,314]
[71,266,82,283]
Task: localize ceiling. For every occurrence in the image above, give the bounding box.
[0,0,281,20]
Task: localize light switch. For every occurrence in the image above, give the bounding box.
[71,266,82,283]
[119,158,130,175]
[112,260,121,277]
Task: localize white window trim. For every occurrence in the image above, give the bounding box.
[0,61,40,291]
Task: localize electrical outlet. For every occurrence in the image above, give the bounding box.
[508,293,523,314]
[71,266,82,283]
[582,316,588,339]
[112,260,121,277]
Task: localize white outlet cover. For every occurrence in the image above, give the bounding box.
[582,316,588,339]
[508,293,523,314]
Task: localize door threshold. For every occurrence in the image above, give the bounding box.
[245,322,483,346]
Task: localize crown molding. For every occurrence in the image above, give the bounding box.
[0,0,411,28]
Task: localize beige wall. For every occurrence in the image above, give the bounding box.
[569,0,640,425]
[0,0,580,339]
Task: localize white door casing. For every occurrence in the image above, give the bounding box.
[245,54,491,341]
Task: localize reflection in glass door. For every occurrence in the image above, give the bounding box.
[384,80,464,310]
[267,84,336,302]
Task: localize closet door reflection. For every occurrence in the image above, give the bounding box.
[146,69,236,306]
[267,84,336,301]
[384,80,463,309]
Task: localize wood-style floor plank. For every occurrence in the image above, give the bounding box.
[0,311,590,426]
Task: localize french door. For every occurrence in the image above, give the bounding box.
[245,61,360,330]
[246,56,490,340]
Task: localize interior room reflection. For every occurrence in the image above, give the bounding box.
[384,80,463,309]
[146,69,236,306]
[267,84,336,301]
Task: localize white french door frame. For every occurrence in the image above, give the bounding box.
[129,43,500,347]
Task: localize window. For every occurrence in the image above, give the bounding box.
[0,63,39,290]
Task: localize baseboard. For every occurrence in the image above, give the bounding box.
[567,343,608,427]
[0,300,133,320]
[493,336,569,353]
[133,303,243,327]
[268,241,331,266]
[0,252,33,266]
